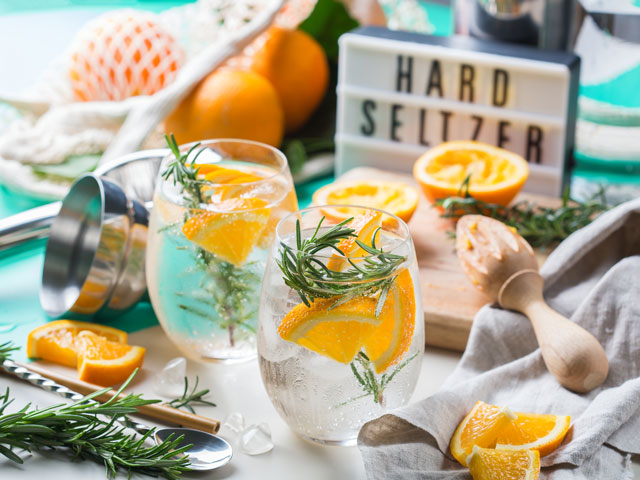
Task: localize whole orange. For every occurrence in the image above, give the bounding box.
[249,26,329,133]
[164,69,284,147]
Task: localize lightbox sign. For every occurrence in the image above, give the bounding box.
[335,27,580,196]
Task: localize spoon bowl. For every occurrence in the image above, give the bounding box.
[155,428,233,471]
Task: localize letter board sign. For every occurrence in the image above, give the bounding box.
[335,27,580,196]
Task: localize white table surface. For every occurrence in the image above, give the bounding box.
[0,326,463,480]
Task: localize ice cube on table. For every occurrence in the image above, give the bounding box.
[219,411,246,443]
[153,357,187,398]
[240,423,274,455]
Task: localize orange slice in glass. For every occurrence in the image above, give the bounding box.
[27,320,127,367]
[362,269,416,373]
[326,210,382,271]
[467,446,540,480]
[450,400,518,466]
[313,180,419,225]
[182,197,271,266]
[76,331,146,386]
[413,141,529,206]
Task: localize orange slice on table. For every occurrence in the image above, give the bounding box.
[467,446,540,480]
[326,210,382,271]
[182,197,271,266]
[278,269,415,372]
[27,320,127,367]
[413,141,529,206]
[76,331,146,387]
[450,401,571,466]
[313,180,419,225]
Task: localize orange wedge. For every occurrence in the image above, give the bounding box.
[76,331,146,386]
[313,180,419,225]
[467,446,540,480]
[278,296,381,364]
[27,320,127,367]
[495,411,571,457]
[362,269,416,373]
[450,401,518,466]
[326,210,382,271]
[182,197,271,266]
[278,269,416,372]
[413,141,529,206]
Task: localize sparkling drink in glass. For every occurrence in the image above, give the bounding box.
[258,205,424,445]
[146,139,298,362]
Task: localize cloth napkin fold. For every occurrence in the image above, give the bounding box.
[358,198,640,479]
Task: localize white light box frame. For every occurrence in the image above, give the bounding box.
[335,27,580,196]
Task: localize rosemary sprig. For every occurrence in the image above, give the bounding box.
[162,133,206,204]
[0,343,191,480]
[436,175,609,248]
[167,377,216,414]
[277,216,406,313]
[342,351,419,406]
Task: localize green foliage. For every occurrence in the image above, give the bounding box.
[167,377,216,414]
[298,0,359,61]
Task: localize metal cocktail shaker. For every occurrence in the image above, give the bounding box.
[455,0,577,50]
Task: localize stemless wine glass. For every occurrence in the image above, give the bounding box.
[258,205,424,445]
[146,139,298,363]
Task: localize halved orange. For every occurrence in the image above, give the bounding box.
[76,331,146,386]
[278,269,416,372]
[27,320,127,367]
[182,197,271,266]
[450,400,517,466]
[413,141,529,206]
[326,210,382,271]
[313,180,419,225]
[467,446,540,480]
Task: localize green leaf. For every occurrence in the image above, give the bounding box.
[31,154,100,181]
[298,0,359,61]
[284,139,307,174]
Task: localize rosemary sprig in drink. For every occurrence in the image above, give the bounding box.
[277,216,406,314]
[436,175,609,248]
[167,376,216,414]
[0,343,191,480]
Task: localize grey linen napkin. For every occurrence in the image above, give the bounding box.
[358,198,640,479]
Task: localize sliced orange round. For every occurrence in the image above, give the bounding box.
[467,446,540,480]
[413,141,529,206]
[450,400,517,466]
[76,331,146,387]
[495,411,571,457]
[182,197,271,266]
[313,180,419,225]
[278,296,381,364]
[27,320,127,367]
[326,210,382,271]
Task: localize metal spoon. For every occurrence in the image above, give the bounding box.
[2,359,233,471]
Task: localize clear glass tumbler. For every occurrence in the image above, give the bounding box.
[258,205,424,445]
[146,139,298,363]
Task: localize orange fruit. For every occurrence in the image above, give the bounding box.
[68,10,183,101]
[362,269,415,373]
[326,210,383,271]
[467,446,540,480]
[76,331,146,386]
[278,296,381,364]
[249,26,329,132]
[195,163,265,202]
[450,401,571,466]
[278,269,415,372]
[27,320,127,367]
[165,69,284,147]
[313,180,419,226]
[182,197,271,266]
[413,141,529,206]
[494,411,571,457]
[450,401,518,466]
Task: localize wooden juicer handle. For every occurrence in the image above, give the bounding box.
[498,269,609,393]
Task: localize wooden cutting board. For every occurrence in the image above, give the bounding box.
[334,167,562,352]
